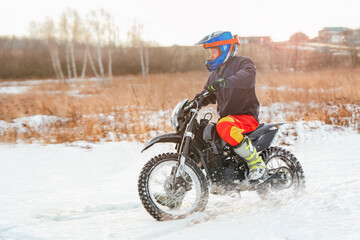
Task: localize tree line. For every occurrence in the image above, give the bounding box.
[1,37,358,81]
[0,8,208,80]
[0,36,205,80]
[0,7,359,81]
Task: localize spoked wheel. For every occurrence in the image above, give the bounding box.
[138,153,209,221]
[257,147,306,200]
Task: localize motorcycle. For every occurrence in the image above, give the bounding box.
[138,91,305,221]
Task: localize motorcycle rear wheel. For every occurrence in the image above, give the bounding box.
[258,147,306,199]
[138,153,209,221]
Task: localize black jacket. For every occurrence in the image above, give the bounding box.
[202,56,260,122]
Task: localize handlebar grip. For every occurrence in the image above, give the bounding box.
[203,91,210,97]
[185,91,211,111]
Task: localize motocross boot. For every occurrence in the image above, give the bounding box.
[233,136,266,181]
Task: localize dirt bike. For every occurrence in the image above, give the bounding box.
[138,91,305,221]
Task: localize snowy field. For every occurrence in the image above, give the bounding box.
[1,123,360,240]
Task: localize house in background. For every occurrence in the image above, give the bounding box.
[318,27,360,45]
[349,29,360,45]
[318,27,351,43]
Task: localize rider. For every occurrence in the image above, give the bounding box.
[195,31,266,181]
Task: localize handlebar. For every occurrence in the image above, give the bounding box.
[201,91,211,98]
[184,91,211,111]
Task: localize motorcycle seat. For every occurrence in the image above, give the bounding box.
[244,123,265,136]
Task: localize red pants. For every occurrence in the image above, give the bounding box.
[216,115,259,146]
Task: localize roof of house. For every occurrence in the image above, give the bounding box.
[321,27,351,32]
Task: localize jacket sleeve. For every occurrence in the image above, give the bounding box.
[225,58,256,89]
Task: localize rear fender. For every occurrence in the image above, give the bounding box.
[248,123,284,152]
[252,129,278,152]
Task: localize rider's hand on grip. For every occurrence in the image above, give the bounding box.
[192,91,216,109]
[208,78,226,92]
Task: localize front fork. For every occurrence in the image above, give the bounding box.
[175,109,196,177]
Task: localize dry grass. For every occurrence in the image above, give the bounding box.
[257,68,360,104]
[0,69,359,143]
[256,68,360,128]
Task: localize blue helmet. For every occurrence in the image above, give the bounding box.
[196,31,240,72]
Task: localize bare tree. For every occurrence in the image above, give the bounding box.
[87,10,105,83]
[30,18,65,82]
[59,12,72,80]
[127,19,149,78]
[68,9,82,80]
[79,25,99,79]
[58,9,84,81]
[139,46,146,77]
[79,30,89,80]
[145,47,149,76]
[29,21,59,79]
[87,45,100,78]
[102,10,119,84]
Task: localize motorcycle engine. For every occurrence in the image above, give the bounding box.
[210,158,246,194]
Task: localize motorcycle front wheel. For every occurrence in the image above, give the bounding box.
[138,153,209,221]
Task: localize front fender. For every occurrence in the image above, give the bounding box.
[141,133,182,153]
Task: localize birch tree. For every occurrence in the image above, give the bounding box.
[59,12,72,80]
[79,29,89,80]
[58,9,84,81]
[76,14,90,80]
[79,27,88,80]
[87,10,105,83]
[30,18,65,82]
[68,9,82,80]
[127,19,149,78]
[79,26,99,79]
[102,10,119,84]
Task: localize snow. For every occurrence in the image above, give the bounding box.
[0,79,55,86]
[0,115,68,134]
[0,78,103,87]
[0,86,30,94]
[1,122,360,239]
[261,85,343,93]
[0,78,103,95]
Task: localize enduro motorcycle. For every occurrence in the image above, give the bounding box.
[138,91,305,221]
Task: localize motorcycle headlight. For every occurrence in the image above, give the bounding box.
[170,99,188,131]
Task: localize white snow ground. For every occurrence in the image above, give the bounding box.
[1,124,360,240]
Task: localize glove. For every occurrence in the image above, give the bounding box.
[193,91,216,108]
[208,78,226,92]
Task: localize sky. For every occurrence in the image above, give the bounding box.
[0,0,359,46]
